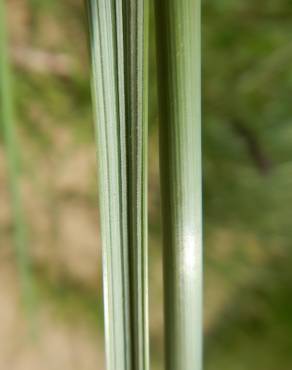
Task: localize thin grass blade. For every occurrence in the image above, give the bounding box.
[0,0,36,331]
[154,1,202,369]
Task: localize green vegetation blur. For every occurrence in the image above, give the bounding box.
[0,0,292,369]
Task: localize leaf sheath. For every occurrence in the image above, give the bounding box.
[86,1,149,370]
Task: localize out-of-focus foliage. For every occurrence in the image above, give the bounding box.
[203,0,292,234]
[202,1,292,369]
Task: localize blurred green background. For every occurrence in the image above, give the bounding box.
[1,0,292,369]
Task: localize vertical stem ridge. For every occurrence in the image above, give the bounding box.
[155,1,202,370]
[86,1,149,369]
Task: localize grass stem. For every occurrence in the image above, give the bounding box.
[86,1,149,369]
[154,1,203,369]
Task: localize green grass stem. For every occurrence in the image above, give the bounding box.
[154,1,203,369]
[86,1,149,369]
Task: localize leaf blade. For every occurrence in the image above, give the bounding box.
[86,1,149,369]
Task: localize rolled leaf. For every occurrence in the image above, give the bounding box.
[86,1,149,369]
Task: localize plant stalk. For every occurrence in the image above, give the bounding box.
[154,1,202,370]
[86,1,149,369]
